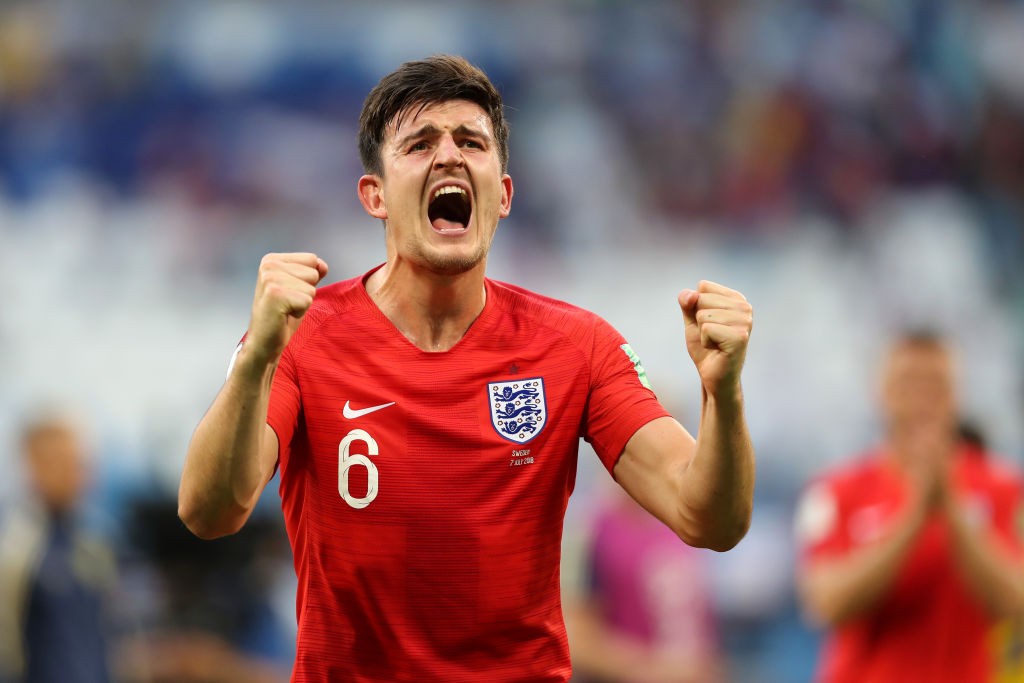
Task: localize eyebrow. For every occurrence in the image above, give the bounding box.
[394,123,490,149]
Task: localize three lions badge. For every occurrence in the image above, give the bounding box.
[488,378,547,443]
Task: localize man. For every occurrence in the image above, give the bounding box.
[178,55,755,682]
[0,411,115,683]
[795,333,1024,683]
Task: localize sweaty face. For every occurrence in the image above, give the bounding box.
[359,100,513,276]
[881,343,957,433]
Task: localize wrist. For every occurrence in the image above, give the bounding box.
[702,380,743,409]
[231,342,280,385]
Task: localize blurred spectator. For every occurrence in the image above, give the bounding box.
[565,485,724,683]
[0,410,115,683]
[0,0,1021,263]
[0,410,291,683]
[115,499,292,683]
[795,332,1024,683]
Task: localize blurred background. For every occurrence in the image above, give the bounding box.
[1,0,1023,681]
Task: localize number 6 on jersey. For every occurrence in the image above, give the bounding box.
[339,429,379,509]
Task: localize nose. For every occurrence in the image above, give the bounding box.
[433,133,464,169]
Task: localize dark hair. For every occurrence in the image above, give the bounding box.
[894,328,947,352]
[358,55,509,175]
[958,420,988,451]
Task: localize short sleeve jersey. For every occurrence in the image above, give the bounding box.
[264,269,670,683]
[795,449,1024,683]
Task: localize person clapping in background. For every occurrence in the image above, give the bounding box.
[795,333,1024,683]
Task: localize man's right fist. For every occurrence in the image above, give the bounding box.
[247,252,329,364]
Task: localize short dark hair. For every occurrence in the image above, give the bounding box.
[358,55,510,175]
[894,328,947,352]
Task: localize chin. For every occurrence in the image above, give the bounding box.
[411,238,489,276]
[423,253,483,276]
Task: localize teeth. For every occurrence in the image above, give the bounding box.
[432,185,468,200]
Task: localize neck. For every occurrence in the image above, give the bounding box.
[366,258,487,352]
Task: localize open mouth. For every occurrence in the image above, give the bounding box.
[428,185,472,233]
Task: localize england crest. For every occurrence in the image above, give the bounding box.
[488,377,547,444]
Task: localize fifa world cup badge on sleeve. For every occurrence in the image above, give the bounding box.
[488,378,547,443]
[620,343,652,389]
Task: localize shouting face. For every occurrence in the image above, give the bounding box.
[357,99,513,276]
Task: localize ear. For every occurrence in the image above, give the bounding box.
[357,175,387,220]
[498,174,514,219]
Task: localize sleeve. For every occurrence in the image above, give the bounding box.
[794,480,848,566]
[581,316,671,474]
[266,345,302,469]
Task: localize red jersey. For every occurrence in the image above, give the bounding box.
[796,448,1024,683]
[264,268,670,682]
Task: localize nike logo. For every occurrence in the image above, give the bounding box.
[343,401,396,419]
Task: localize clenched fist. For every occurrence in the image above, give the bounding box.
[247,252,329,365]
[678,280,752,398]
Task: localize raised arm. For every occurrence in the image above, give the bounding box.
[178,253,327,539]
[613,281,755,552]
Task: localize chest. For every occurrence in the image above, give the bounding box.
[287,338,591,525]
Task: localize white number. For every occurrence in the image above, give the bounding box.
[338,428,379,509]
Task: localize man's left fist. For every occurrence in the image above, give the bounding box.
[678,280,753,397]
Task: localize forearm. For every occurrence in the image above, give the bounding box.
[800,505,925,626]
[678,386,755,551]
[178,350,277,539]
[945,505,1024,618]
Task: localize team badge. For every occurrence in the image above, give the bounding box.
[488,377,547,443]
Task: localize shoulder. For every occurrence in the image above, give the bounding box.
[800,453,886,509]
[488,279,596,318]
[307,275,366,319]
[286,274,371,350]
[963,450,1024,494]
[820,452,886,489]
[0,502,47,562]
[487,279,612,339]
[795,454,880,548]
